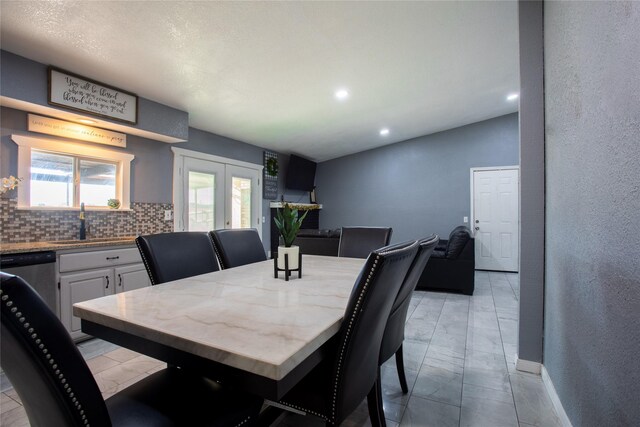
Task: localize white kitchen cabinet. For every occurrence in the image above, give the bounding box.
[59,247,142,272]
[115,264,150,292]
[60,269,113,337]
[58,246,151,340]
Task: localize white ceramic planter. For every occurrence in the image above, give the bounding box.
[277,245,300,270]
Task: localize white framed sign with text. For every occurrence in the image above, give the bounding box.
[28,114,127,148]
[48,67,138,124]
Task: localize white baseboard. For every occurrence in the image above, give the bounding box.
[515,355,542,374]
[541,366,573,427]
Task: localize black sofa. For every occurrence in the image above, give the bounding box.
[416,226,475,295]
[292,229,341,256]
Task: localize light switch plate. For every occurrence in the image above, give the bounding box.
[164,210,173,221]
[463,216,468,223]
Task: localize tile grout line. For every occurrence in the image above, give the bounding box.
[488,272,514,373]
[389,292,424,426]
[397,292,463,425]
[506,273,519,301]
[459,279,473,427]
[396,291,447,425]
[490,271,523,426]
[5,392,20,406]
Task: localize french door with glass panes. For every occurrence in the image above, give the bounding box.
[177,154,262,237]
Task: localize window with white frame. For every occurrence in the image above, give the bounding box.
[12,135,133,209]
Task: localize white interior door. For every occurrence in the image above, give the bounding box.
[473,168,519,272]
[225,165,262,237]
[181,157,225,232]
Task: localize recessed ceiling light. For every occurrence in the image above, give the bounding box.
[77,118,97,125]
[335,89,349,101]
[507,93,519,101]
[379,128,390,136]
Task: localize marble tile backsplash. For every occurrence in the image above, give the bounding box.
[0,198,174,243]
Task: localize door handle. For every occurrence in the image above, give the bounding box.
[118,274,122,287]
[475,220,479,223]
[475,227,480,231]
[105,276,110,289]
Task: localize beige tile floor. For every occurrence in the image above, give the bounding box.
[1,271,562,427]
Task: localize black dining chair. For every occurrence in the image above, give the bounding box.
[136,232,219,285]
[379,234,439,394]
[278,240,419,427]
[209,228,267,269]
[337,226,393,259]
[0,272,263,427]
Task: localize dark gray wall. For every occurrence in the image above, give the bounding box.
[544,2,640,426]
[1,50,189,140]
[315,113,519,242]
[517,0,545,364]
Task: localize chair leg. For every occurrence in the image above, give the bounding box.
[395,344,409,394]
[367,369,386,427]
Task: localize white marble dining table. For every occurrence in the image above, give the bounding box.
[73,255,366,400]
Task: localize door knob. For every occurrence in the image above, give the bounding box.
[475,220,479,223]
[475,227,480,231]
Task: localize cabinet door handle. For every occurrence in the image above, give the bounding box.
[106,256,120,260]
[105,276,110,289]
[118,274,122,287]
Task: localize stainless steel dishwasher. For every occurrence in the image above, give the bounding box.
[1,251,57,315]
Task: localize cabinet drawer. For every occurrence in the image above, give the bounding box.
[59,248,142,272]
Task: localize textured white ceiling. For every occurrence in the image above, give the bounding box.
[0,1,519,161]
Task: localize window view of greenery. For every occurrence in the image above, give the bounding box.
[30,150,117,207]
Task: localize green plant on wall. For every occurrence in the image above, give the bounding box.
[266,157,279,177]
[274,203,308,247]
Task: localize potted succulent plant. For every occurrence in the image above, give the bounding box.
[274,203,309,270]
